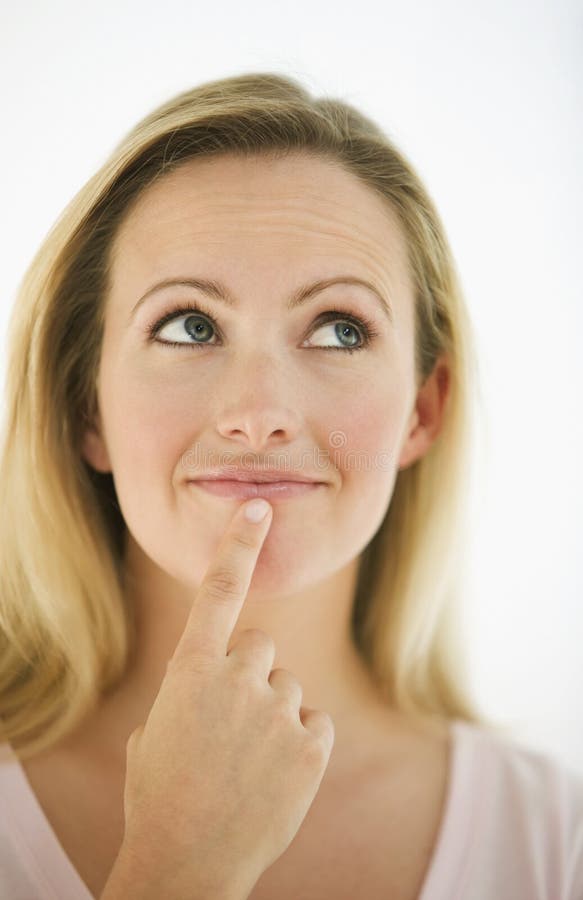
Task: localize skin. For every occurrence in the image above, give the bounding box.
[80,151,451,774]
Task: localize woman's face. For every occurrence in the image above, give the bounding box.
[82,152,428,596]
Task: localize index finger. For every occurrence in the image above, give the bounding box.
[171,498,273,665]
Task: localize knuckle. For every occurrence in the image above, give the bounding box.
[231,530,257,552]
[270,698,295,727]
[271,703,295,734]
[300,708,335,751]
[273,694,299,724]
[300,733,329,766]
[229,666,264,700]
[167,649,216,677]
[319,712,336,743]
[314,709,335,738]
[205,567,243,600]
[269,671,302,716]
[270,667,301,693]
[229,629,275,669]
[242,628,275,652]
[126,725,144,755]
[278,667,299,686]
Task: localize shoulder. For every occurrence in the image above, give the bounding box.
[454,719,583,813]
[450,720,583,899]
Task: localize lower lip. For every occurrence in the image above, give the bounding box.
[189,480,324,499]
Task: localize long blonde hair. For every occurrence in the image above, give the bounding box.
[0,72,507,759]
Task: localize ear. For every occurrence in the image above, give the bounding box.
[81,409,112,474]
[398,355,451,471]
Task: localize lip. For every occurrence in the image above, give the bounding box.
[190,468,323,484]
[188,480,324,500]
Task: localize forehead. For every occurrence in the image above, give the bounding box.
[108,152,412,310]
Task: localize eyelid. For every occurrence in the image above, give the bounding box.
[143,300,380,348]
[144,299,219,338]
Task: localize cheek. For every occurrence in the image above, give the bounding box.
[100,364,207,480]
[329,384,404,478]
[327,385,406,540]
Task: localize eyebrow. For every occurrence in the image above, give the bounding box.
[129,275,393,323]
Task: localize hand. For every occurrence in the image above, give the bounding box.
[102,498,335,900]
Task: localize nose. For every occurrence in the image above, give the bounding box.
[216,407,300,452]
[213,353,303,452]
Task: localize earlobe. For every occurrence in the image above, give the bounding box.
[80,414,112,474]
[397,410,423,471]
[397,357,451,471]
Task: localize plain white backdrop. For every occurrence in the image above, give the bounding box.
[1,0,581,776]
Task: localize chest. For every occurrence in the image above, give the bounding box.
[247,749,449,900]
[20,732,449,900]
[21,751,126,898]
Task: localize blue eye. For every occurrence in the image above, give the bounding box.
[146,302,379,355]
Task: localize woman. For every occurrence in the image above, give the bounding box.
[0,72,581,900]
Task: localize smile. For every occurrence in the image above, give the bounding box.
[188,480,324,500]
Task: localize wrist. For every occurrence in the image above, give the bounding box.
[100,841,252,900]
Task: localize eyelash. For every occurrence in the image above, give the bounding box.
[144,301,379,355]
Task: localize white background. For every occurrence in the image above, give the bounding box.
[1,0,581,776]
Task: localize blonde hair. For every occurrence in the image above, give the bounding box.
[0,72,508,759]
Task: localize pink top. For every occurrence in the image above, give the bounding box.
[0,718,582,899]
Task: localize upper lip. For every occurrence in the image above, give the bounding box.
[188,466,324,484]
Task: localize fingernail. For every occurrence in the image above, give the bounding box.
[244,498,271,523]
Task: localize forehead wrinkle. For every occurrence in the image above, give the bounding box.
[112,238,405,337]
[123,237,399,317]
[125,204,387,243]
[121,209,402,282]
[111,169,412,322]
[122,174,403,242]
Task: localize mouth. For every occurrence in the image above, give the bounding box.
[188,479,325,501]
